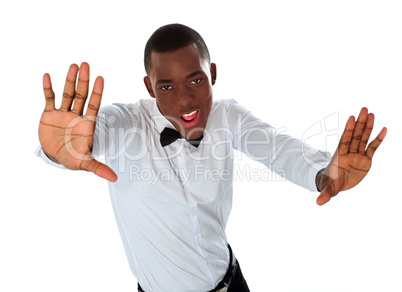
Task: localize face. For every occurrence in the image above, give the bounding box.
[144,44,217,140]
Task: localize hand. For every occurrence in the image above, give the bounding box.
[38,62,117,182]
[316,107,387,205]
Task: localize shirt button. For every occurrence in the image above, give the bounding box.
[178,153,184,158]
[195,234,201,241]
[184,186,190,192]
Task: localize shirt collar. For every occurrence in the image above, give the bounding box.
[151,100,176,135]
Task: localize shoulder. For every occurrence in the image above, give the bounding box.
[101,99,153,114]
[100,99,154,116]
[211,98,239,113]
[98,99,154,126]
[211,99,253,118]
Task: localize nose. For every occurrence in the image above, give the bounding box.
[175,85,194,108]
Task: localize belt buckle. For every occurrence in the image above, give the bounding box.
[216,283,229,292]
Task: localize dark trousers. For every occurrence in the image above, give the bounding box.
[137,259,250,292]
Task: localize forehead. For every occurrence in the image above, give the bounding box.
[149,44,209,78]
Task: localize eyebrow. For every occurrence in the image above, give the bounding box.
[155,70,204,85]
[186,70,203,79]
[156,79,172,85]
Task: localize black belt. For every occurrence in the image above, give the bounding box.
[138,245,238,292]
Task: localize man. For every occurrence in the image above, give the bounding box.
[37,24,387,292]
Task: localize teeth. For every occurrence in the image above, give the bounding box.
[182,111,197,117]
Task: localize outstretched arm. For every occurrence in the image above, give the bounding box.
[38,62,117,182]
[315,107,387,205]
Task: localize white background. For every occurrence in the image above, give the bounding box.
[1,0,401,291]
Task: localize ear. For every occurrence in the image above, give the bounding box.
[144,76,155,98]
[210,63,217,85]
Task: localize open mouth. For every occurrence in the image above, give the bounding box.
[181,110,197,122]
[179,110,199,128]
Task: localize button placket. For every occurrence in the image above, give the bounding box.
[175,151,207,258]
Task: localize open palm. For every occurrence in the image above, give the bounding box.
[38,63,117,182]
[316,108,387,205]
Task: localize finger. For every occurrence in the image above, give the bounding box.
[316,181,339,206]
[337,116,355,156]
[366,127,387,160]
[84,76,104,118]
[43,73,55,111]
[72,62,90,115]
[81,157,118,182]
[349,107,368,153]
[316,189,331,206]
[60,64,79,112]
[357,113,374,154]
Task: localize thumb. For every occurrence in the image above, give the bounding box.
[81,157,118,182]
[316,191,331,206]
[316,181,338,206]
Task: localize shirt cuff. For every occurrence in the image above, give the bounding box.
[306,162,329,192]
[35,146,67,170]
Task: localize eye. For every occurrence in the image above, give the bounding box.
[190,79,202,85]
[160,85,173,91]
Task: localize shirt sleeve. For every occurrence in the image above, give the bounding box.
[227,100,332,192]
[92,103,140,159]
[35,103,132,169]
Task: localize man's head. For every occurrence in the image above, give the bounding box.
[144,24,217,140]
[144,23,211,76]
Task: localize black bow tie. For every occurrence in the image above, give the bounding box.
[160,127,203,148]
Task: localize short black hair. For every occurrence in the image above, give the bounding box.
[144,23,211,75]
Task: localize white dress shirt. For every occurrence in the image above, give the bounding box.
[37,98,331,292]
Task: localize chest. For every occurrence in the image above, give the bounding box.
[114,131,235,205]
